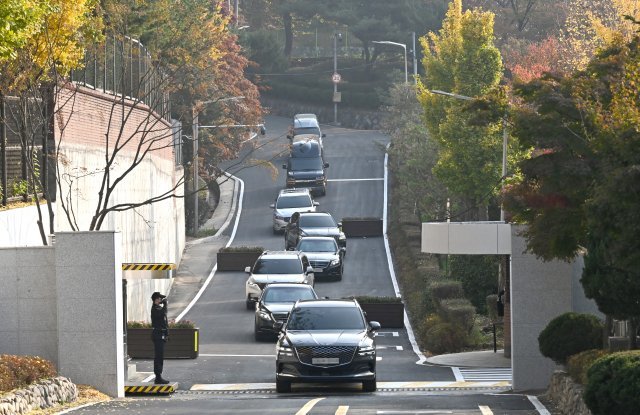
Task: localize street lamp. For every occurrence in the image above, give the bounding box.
[192,96,245,234]
[333,32,342,125]
[372,40,408,84]
[430,89,508,222]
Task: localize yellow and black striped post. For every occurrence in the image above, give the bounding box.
[122,263,176,271]
[124,382,178,395]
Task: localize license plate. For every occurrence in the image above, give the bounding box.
[313,268,323,273]
[312,357,339,365]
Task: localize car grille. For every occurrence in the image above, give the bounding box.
[309,260,330,268]
[295,345,356,366]
[272,312,289,321]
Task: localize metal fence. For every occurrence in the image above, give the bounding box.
[70,34,171,122]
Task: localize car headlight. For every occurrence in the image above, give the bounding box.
[277,341,294,356]
[274,214,284,220]
[358,340,375,356]
[329,258,340,266]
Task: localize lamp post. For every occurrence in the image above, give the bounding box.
[333,32,342,125]
[430,89,508,222]
[372,40,408,84]
[192,96,245,234]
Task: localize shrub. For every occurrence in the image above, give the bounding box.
[439,298,476,334]
[0,355,57,392]
[566,349,609,385]
[584,351,640,415]
[351,295,402,304]
[218,246,264,253]
[538,312,604,365]
[127,319,196,329]
[486,294,500,322]
[448,255,499,314]
[429,280,464,304]
[419,314,467,354]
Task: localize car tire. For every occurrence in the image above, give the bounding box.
[362,379,376,392]
[276,379,291,393]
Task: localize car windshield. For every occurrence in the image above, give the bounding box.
[277,195,312,209]
[253,258,303,274]
[287,306,365,330]
[297,239,336,252]
[263,287,316,303]
[299,215,335,228]
[289,157,323,171]
[294,127,320,136]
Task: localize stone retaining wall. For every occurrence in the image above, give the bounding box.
[0,377,78,415]
[262,97,384,130]
[544,370,592,415]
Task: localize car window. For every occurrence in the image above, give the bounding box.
[294,127,321,136]
[264,287,316,303]
[253,258,303,274]
[287,306,366,330]
[299,215,335,227]
[277,195,312,209]
[297,239,336,252]
[290,157,323,171]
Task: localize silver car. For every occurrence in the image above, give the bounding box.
[271,188,318,233]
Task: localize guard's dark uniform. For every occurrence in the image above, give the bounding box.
[151,299,169,382]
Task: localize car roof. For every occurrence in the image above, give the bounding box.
[263,283,314,289]
[297,236,337,243]
[298,211,331,217]
[294,113,317,120]
[290,140,322,157]
[278,188,311,197]
[293,118,319,129]
[294,299,358,308]
[259,250,304,259]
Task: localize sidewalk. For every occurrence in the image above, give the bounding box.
[166,175,511,370]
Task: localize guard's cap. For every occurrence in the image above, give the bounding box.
[151,292,166,300]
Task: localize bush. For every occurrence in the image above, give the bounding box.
[419,314,467,354]
[350,295,402,304]
[0,355,57,392]
[486,294,500,322]
[448,255,499,314]
[429,280,464,304]
[218,246,264,253]
[538,312,604,365]
[439,298,476,334]
[566,349,609,385]
[584,351,640,415]
[127,319,196,329]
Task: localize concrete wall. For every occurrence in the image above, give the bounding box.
[0,246,58,363]
[0,232,125,397]
[126,278,173,323]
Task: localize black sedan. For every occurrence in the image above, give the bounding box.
[295,236,345,280]
[274,299,380,393]
[254,283,318,341]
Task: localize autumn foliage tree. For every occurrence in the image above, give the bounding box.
[503,36,563,82]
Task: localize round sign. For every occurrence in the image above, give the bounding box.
[332,73,341,83]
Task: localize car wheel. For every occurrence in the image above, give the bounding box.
[276,379,291,393]
[362,379,376,392]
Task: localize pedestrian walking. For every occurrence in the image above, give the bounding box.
[151,292,170,384]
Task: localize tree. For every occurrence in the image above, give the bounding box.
[417,0,504,220]
[503,36,564,82]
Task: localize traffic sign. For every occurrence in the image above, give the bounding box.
[332,73,341,83]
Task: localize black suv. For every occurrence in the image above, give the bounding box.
[283,141,329,195]
[285,212,346,251]
[275,299,380,392]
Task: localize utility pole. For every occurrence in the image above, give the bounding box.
[1,93,6,206]
[333,33,340,125]
[192,110,199,235]
[412,32,418,83]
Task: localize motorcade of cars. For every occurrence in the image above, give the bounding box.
[274,299,380,393]
[253,283,318,341]
[285,211,346,251]
[270,188,319,234]
[283,141,329,196]
[245,251,314,310]
[294,236,345,280]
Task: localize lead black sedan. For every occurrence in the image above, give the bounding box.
[274,299,380,393]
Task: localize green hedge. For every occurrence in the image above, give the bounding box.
[584,351,640,415]
[419,314,467,354]
[430,280,464,303]
[439,298,476,334]
[538,312,604,365]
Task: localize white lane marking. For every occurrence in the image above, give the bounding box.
[336,406,349,415]
[176,172,244,322]
[396,346,404,351]
[459,368,512,381]
[190,381,512,391]
[479,406,493,415]
[199,353,274,358]
[327,178,384,182]
[295,397,325,415]
[376,331,400,337]
[452,367,464,382]
[383,148,427,365]
[377,411,453,414]
[375,346,403,351]
[142,374,155,383]
[527,395,551,415]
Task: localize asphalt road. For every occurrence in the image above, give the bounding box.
[77,116,546,413]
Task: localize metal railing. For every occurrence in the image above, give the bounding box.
[70,34,171,122]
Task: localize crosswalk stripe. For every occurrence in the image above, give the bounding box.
[458,368,512,382]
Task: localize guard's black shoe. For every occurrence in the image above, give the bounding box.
[154,377,170,384]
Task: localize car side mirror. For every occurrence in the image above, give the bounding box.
[337,222,342,227]
[306,266,314,274]
[324,162,330,168]
[288,246,296,251]
[273,321,284,332]
[270,203,275,209]
[282,164,287,169]
[369,321,381,332]
[313,202,319,206]
[245,266,251,273]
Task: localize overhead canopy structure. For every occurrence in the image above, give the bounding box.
[421,222,511,255]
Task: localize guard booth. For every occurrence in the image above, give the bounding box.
[121,263,178,395]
